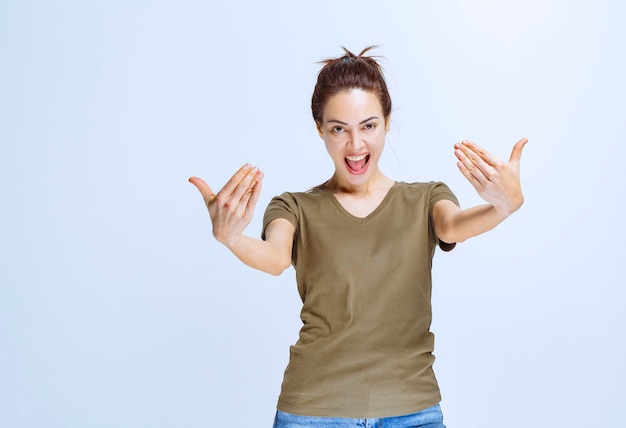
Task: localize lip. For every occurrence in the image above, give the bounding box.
[344,153,370,175]
[346,153,368,162]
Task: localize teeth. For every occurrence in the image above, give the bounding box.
[346,154,367,161]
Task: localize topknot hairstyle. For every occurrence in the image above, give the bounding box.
[311,46,392,126]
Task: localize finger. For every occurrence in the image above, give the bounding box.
[455,142,490,183]
[459,140,501,167]
[188,176,216,205]
[239,171,264,216]
[218,164,254,198]
[456,158,482,189]
[249,173,263,207]
[230,166,261,204]
[509,138,528,164]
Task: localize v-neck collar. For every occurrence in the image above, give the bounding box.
[319,181,398,224]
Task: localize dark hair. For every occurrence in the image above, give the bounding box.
[311,46,392,126]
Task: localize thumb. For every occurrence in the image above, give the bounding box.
[188,176,216,205]
[509,138,528,164]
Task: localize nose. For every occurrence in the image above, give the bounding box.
[347,129,365,151]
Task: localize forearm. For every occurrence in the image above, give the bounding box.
[439,203,512,243]
[223,234,291,276]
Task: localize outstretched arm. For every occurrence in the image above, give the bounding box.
[433,138,527,244]
[189,164,294,276]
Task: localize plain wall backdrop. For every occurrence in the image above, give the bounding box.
[1,1,624,427]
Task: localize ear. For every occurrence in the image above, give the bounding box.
[316,121,324,138]
[385,114,392,134]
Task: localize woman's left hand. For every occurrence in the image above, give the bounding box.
[454,138,528,216]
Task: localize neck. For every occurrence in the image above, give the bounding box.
[325,170,394,196]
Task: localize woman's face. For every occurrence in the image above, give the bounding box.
[318,88,389,188]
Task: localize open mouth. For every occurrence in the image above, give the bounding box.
[345,154,370,175]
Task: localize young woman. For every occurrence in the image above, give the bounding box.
[190,47,526,428]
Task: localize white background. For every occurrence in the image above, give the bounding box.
[1,1,624,427]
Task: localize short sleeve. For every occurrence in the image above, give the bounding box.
[428,182,460,252]
[262,192,299,241]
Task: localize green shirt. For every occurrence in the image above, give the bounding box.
[262,181,459,418]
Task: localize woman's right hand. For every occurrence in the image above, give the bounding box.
[189,164,264,248]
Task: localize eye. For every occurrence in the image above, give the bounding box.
[364,123,377,131]
[332,126,345,134]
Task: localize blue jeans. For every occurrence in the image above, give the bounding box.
[272,403,446,427]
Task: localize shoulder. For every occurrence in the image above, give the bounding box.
[393,181,459,208]
[264,186,329,222]
[269,186,328,206]
[394,181,453,197]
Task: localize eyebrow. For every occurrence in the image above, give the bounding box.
[326,116,380,126]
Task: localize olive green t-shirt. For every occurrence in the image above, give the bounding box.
[262,181,459,418]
